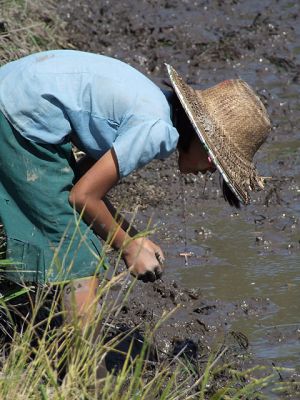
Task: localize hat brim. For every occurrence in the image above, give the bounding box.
[166,63,263,205]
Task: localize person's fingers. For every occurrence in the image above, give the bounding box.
[128,265,157,282]
[128,265,138,277]
[154,265,163,279]
[156,245,165,260]
[155,251,164,265]
[140,270,156,283]
[140,265,163,282]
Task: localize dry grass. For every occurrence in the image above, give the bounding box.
[0,0,73,65]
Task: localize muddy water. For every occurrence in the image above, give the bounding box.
[171,198,300,367]
[58,0,300,374]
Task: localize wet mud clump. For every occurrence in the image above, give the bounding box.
[101,275,273,393]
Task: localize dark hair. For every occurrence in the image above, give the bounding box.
[173,93,196,153]
[221,177,241,209]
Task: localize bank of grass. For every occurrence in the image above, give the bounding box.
[0,261,297,400]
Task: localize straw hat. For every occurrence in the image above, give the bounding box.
[166,64,271,205]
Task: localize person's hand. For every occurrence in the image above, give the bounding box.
[122,237,165,282]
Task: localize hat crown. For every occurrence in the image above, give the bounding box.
[198,79,271,162]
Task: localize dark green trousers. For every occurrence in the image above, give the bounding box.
[0,112,108,284]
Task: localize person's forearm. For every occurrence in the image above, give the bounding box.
[69,149,137,250]
[74,155,139,237]
[102,197,139,237]
[72,196,131,251]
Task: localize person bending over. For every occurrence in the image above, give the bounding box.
[0,50,271,327]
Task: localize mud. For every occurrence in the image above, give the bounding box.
[103,277,270,364]
[55,0,300,396]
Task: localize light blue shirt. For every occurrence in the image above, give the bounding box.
[0,50,179,178]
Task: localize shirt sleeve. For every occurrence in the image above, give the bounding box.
[112,115,179,178]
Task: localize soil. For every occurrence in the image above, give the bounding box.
[19,0,300,396]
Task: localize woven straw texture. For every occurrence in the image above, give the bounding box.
[166,65,271,204]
